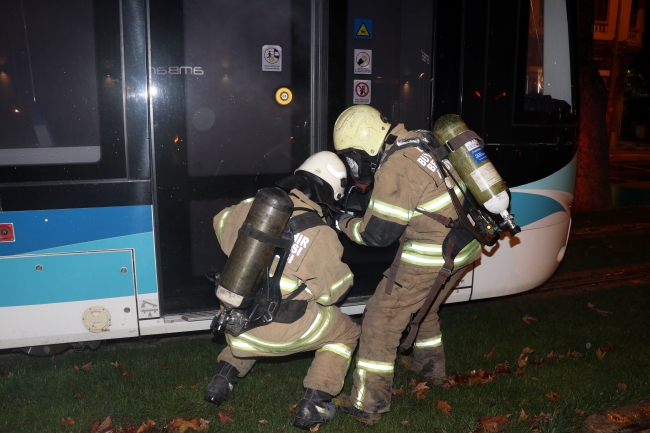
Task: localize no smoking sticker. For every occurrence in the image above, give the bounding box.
[353,80,371,105]
[354,49,372,74]
[262,45,282,71]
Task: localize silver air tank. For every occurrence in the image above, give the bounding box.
[216,187,294,309]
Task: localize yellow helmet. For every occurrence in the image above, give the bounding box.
[333,106,391,156]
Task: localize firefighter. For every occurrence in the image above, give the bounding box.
[205,151,360,431]
[332,106,482,424]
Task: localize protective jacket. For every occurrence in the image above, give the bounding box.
[339,124,482,413]
[213,189,360,396]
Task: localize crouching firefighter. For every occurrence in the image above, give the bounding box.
[206,151,360,431]
[331,106,520,424]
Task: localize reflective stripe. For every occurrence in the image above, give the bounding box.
[413,183,466,216]
[242,198,254,203]
[228,305,333,354]
[357,358,394,373]
[352,220,366,245]
[403,241,443,255]
[354,368,367,409]
[217,210,231,244]
[368,198,413,222]
[414,335,442,349]
[317,272,353,302]
[317,343,352,359]
[279,277,302,293]
[401,240,481,267]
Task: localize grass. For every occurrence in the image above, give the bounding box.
[2,208,649,432]
[1,282,649,433]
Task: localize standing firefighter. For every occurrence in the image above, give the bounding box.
[206,151,360,431]
[332,106,498,424]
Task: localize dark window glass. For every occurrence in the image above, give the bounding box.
[594,0,609,22]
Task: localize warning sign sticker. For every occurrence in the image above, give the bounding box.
[353,80,371,105]
[354,49,372,74]
[262,45,282,71]
[354,19,372,39]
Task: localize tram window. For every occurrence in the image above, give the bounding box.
[517,0,574,122]
[0,0,102,166]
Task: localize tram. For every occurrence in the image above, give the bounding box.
[0,0,577,352]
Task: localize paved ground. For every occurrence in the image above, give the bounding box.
[610,140,650,189]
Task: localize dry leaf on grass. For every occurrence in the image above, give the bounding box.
[596,348,606,360]
[587,302,612,316]
[136,419,156,433]
[392,387,405,397]
[288,404,298,411]
[412,382,430,400]
[435,401,452,416]
[400,420,409,426]
[575,408,586,416]
[258,419,269,424]
[530,412,552,426]
[309,424,320,432]
[164,417,210,432]
[544,391,561,400]
[218,412,234,425]
[515,368,526,376]
[477,415,510,432]
[73,392,82,399]
[74,362,93,372]
[522,315,538,324]
[91,416,113,433]
[517,354,528,368]
[484,349,496,359]
[223,405,235,413]
[519,409,528,421]
[618,382,627,391]
[61,417,75,426]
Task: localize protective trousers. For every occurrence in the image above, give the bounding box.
[217,305,360,396]
[350,265,467,414]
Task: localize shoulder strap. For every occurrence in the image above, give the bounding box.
[286,210,327,234]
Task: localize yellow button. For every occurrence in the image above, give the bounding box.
[275,87,292,105]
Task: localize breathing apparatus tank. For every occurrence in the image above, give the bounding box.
[432,114,520,235]
[216,187,294,309]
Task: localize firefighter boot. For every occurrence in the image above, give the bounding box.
[334,393,382,425]
[400,356,446,386]
[204,361,239,405]
[293,388,336,430]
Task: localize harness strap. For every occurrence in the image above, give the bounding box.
[385,231,407,295]
[400,240,455,350]
[239,222,293,249]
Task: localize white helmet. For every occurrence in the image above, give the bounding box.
[296,151,347,201]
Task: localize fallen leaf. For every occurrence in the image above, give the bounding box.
[407,377,418,387]
[412,382,430,400]
[435,400,452,416]
[110,361,120,369]
[62,417,75,426]
[484,349,496,359]
[618,382,627,391]
[519,399,528,406]
[522,347,534,355]
[530,412,552,426]
[136,419,156,433]
[258,419,269,424]
[544,391,561,400]
[400,420,409,426]
[288,404,298,411]
[223,404,235,413]
[164,417,206,432]
[175,385,185,389]
[522,315,538,324]
[122,370,135,377]
[74,361,93,372]
[575,408,585,416]
[190,383,199,389]
[198,419,209,430]
[218,412,234,425]
[529,357,548,367]
[310,424,320,432]
[478,415,510,432]
[546,351,556,359]
[517,354,528,368]
[519,409,528,421]
[596,348,606,360]
[515,369,526,377]
[392,387,405,397]
[587,302,612,316]
[73,392,82,399]
[91,416,113,433]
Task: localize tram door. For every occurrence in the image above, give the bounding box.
[149,1,318,315]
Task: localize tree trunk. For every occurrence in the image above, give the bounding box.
[573,0,613,211]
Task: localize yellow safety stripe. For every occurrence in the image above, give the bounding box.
[354,368,367,409]
[216,210,231,244]
[317,343,353,360]
[403,241,443,255]
[352,220,366,245]
[368,198,414,222]
[356,358,395,373]
[413,183,466,216]
[279,277,302,293]
[401,240,481,267]
[414,335,443,349]
[316,272,353,302]
[227,305,333,354]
